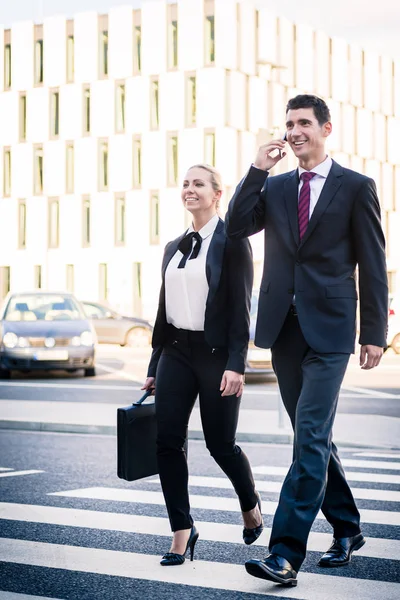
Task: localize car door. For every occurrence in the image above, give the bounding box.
[83,303,122,343]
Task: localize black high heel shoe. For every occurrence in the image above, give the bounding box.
[160,525,199,566]
[243,491,264,545]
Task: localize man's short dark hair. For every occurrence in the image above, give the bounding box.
[286,95,331,126]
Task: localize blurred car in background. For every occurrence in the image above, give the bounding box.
[0,291,96,378]
[388,295,400,354]
[245,290,275,379]
[82,301,153,347]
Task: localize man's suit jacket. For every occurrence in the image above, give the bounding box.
[225,161,388,353]
[147,218,253,377]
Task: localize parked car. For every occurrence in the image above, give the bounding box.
[0,291,96,378]
[245,290,275,378]
[82,301,153,347]
[388,295,400,354]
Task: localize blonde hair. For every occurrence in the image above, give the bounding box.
[187,163,223,210]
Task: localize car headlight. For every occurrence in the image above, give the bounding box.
[3,332,18,348]
[17,337,30,348]
[80,331,94,346]
[71,336,81,346]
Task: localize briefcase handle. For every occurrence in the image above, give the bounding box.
[133,389,154,406]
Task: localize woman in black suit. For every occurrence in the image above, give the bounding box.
[142,164,262,566]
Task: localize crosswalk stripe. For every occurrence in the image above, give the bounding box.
[252,465,400,484]
[145,475,400,503]
[49,488,400,526]
[0,468,13,472]
[354,452,400,459]
[1,538,399,600]
[341,459,400,471]
[0,593,63,600]
[0,470,44,479]
[0,502,397,561]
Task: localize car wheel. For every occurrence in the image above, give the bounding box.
[84,367,96,377]
[0,369,11,379]
[125,327,151,347]
[392,333,400,354]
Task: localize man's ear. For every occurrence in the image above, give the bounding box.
[323,121,333,138]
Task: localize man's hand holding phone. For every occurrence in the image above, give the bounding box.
[254,133,287,172]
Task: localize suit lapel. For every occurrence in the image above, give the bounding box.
[284,170,300,246]
[206,218,226,307]
[300,161,343,246]
[161,232,186,278]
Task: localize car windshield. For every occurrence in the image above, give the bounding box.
[4,294,84,322]
[250,291,259,318]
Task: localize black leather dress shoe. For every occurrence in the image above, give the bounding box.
[318,533,365,567]
[245,553,298,587]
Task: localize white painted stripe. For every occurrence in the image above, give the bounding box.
[252,465,400,484]
[0,381,142,391]
[1,538,399,600]
[96,363,141,382]
[49,488,400,526]
[0,467,13,472]
[341,385,400,399]
[152,475,400,503]
[0,470,44,479]
[0,593,63,600]
[354,452,400,459]
[341,459,400,471]
[0,502,397,561]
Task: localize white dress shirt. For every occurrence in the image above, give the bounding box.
[165,214,219,331]
[298,155,332,217]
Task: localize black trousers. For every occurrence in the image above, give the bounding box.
[269,310,361,571]
[155,327,258,532]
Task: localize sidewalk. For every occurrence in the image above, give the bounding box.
[1,399,399,449]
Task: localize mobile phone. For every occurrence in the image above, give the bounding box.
[279,132,287,157]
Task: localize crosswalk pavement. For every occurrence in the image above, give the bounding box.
[1,450,400,599]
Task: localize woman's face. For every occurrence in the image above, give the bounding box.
[181,167,220,215]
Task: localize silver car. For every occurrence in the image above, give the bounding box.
[0,291,96,378]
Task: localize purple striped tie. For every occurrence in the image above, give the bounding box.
[298,171,316,241]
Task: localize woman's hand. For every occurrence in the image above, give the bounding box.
[220,370,244,397]
[142,377,156,395]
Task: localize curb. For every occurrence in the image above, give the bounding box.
[2,420,400,450]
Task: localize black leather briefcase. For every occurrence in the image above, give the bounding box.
[117,390,158,481]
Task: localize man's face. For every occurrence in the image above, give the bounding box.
[285,107,332,163]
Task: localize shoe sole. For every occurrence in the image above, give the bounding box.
[318,538,366,568]
[245,562,297,587]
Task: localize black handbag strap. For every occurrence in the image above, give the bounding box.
[133,389,154,406]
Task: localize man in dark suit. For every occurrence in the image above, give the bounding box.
[225,95,388,586]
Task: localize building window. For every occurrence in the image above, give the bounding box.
[66,264,74,292]
[0,266,11,301]
[99,263,108,301]
[133,261,142,316]
[82,196,91,247]
[150,77,160,129]
[50,88,60,138]
[83,85,91,135]
[99,140,109,191]
[186,74,196,126]
[4,31,11,90]
[204,130,216,166]
[205,1,215,65]
[133,135,142,188]
[19,93,27,142]
[66,142,74,194]
[133,10,141,74]
[66,20,74,83]
[33,145,44,195]
[116,82,126,133]
[48,198,59,249]
[150,191,160,245]
[34,265,42,289]
[99,15,109,78]
[167,4,178,69]
[18,200,26,249]
[115,194,126,246]
[167,133,178,185]
[3,147,11,197]
[34,26,44,85]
